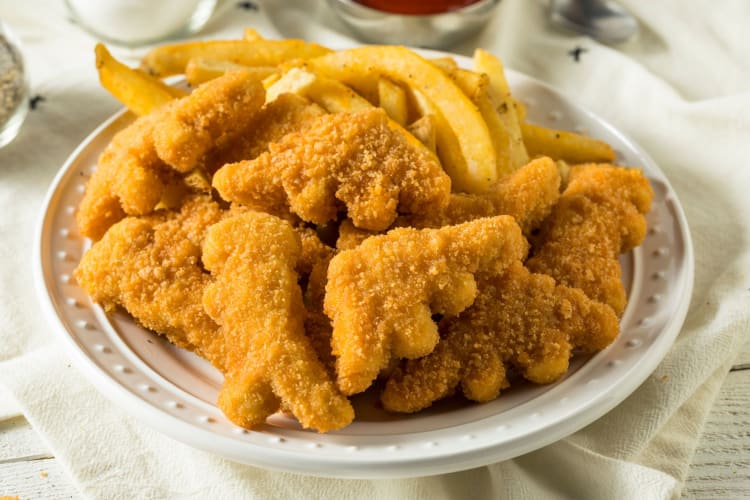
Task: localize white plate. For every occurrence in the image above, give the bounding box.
[35,57,693,479]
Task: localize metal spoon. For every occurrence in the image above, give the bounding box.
[549,0,639,44]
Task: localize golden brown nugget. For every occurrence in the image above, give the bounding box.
[153,70,265,173]
[213,108,451,231]
[527,164,653,315]
[202,212,353,432]
[75,196,226,367]
[382,261,619,413]
[325,215,528,396]
[76,110,171,240]
[205,93,327,172]
[77,72,266,241]
[335,219,379,251]
[399,156,561,235]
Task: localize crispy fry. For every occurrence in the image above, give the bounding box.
[95,43,185,116]
[448,67,528,177]
[242,27,264,41]
[377,76,408,126]
[407,114,437,153]
[185,57,279,86]
[141,39,332,77]
[429,56,459,72]
[472,49,529,171]
[521,122,616,164]
[266,67,372,113]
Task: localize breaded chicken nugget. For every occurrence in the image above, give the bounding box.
[527,164,653,315]
[74,196,226,367]
[202,212,353,432]
[77,71,266,241]
[76,110,170,241]
[206,93,327,172]
[213,108,451,231]
[324,215,528,396]
[382,261,619,413]
[153,70,265,173]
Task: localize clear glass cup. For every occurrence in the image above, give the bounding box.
[0,20,29,148]
[64,0,218,47]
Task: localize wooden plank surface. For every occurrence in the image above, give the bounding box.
[0,458,79,499]
[1,342,748,499]
[682,369,750,499]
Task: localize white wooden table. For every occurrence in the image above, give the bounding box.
[2,341,748,499]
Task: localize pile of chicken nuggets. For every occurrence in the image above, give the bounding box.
[75,63,654,432]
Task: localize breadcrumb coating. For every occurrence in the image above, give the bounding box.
[76,110,170,240]
[324,215,528,395]
[77,71,266,241]
[382,261,619,413]
[206,92,326,172]
[153,70,265,173]
[212,108,451,231]
[74,196,226,367]
[202,212,353,432]
[527,164,653,315]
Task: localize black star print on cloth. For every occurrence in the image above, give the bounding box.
[29,95,46,110]
[568,46,588,62]
[237,1,259,11]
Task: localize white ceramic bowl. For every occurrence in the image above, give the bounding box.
[326,0,501,48]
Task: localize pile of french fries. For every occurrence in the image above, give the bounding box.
[95,29,614,193]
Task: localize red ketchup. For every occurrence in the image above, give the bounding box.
[354,0,483,15]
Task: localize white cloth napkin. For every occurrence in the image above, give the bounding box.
[1,0,749,498]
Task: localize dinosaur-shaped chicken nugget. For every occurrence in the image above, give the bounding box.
[527,164,653,315]
[324,215,528,396]
[212,108,451,231]
[75,196,226,367]
[76,71,265,240]
[202,211,353,432]
[382,261,619,413]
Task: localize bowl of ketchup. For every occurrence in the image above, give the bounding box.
[327,0,500,49]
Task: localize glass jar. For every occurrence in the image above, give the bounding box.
[0,20,29,148]
[64,0,218,47]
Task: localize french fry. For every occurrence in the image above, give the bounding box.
[95,43,185,116]
[473,49,529,170]
[266,67,372,113]
[407,114,437,153]
[521,123,615,163]
[447,67,524,177]
[513,97,527,122]
[310,46,497,193]
[185,57,279,86]
[377,77,408,126]
[262,72,281,89]
[242,27,264,41]
[429,56,459,72]
[140,39,332,77]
